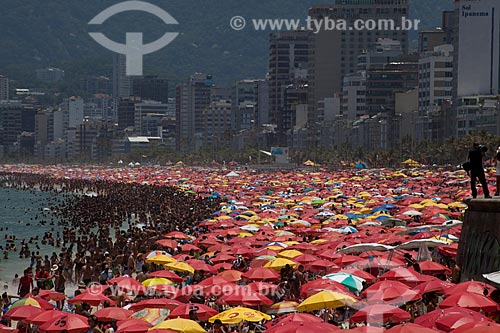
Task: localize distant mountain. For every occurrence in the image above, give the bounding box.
[0,0,454,86]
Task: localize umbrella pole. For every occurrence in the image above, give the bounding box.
[380,249,395,276]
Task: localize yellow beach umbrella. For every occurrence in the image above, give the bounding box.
[264,258,298,270]
[277,250,303,259]
[359,208,372,214]
[150,318,206,333]
[208,307,271,324]
[297,291,357,312]
[267,246,285,251]
[448,202,467,209]
[146,255,177,265]
[141,277,174,287]
[310,239,327,244]
[164,261,195,275]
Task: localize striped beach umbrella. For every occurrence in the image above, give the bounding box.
[267,301,299,315]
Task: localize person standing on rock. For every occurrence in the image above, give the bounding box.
[468,143,491,199]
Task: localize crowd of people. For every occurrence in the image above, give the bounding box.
[0,165,493,333]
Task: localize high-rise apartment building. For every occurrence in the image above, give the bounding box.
[113,54,132,99]
[308,0,409,123]
[418,11,454,54]
[176,74,213,151]
[203,99,233,147]
[134,100,169,136]
[268,31,308,145]
[132,76,169,104]
[60,96,84,130]
[455,0,500,97]
[341,39,403,120]
[117,97,141,130]
[0,100,35,151]
[232,79,269,131]
[366,60,418,116]
[418,44,454,115]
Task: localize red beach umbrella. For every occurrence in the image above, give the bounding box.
[306,260,340,273]
[333,255,362,267]
[344,327,385,333]
[413,278,454,295]
[34,290,66,302]
[341,269,377,284]
[68,291,115,307]
[246,281,280,295]
[211,254,236,264]
[416,261,452,275]
[216,270,243,282]
[379,268,433,287]
[444,281,496,296]
[185,260,216,274]
[128,299,181,312]
[242,267,280,281]
[350,304,411,324]
[365,288,421,305]
[197,276,232,287]
[116,319,152,330]
[452,322,500,333]
[38,314,89,333]
[168,303,217,321]
[181,244,201,253]
[265,313,322,329]
[265,321,339,333]
[155,239,178,249]
[217,291,273,306]
[301,279,354,298]
[414,306,492,332]
[163,231,190,240]
[293,254,320,265]
[386,323,440,333]
[5,305,44,321]
[108,277,147,293]
[27,309,65,325]
[94,308,134,322]
[149,270,183,283]
[439,292,499,313]
[362,280,414,298]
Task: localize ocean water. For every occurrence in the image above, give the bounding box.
[0,187,63,294]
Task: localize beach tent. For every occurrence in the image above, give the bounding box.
[402,159,420,167]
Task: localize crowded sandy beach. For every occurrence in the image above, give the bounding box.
[0,163,496,333]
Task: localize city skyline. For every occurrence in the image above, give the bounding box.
[0,0,498,165]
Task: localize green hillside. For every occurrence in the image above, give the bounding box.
[0,0,454,86]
